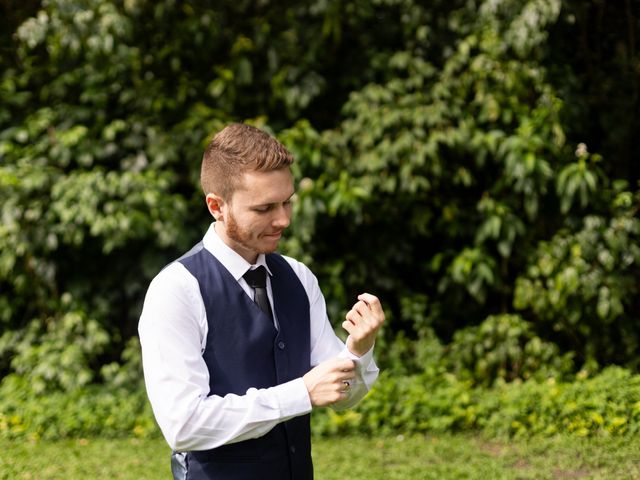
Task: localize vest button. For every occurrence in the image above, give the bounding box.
[290,445,296,454]
[278,341,286,350]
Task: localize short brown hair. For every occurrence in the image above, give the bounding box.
[201,123,294,200]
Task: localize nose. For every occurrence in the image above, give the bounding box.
[272,204,291,229]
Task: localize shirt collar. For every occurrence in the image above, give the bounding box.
[202,222,272,280]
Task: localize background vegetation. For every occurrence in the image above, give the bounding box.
[1,0,639,441]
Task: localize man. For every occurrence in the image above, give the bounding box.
[139,123,385,479]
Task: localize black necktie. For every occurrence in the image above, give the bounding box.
[243,266,273,321]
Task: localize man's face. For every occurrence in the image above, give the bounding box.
[217,168,294,264]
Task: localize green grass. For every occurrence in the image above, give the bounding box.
[2,434,639,479]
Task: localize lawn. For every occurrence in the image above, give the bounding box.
[2,434,639,479]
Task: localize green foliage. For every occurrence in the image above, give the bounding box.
[0,0,210,385]
[0,377,155,440]
[514,188,640,367]
[482,366,640,437]
[287,0,570,341]
[375,329,444,377]
[1,352,638,441]
[1,0,639,433]
[556,143,603,213]
[444,314,573,386]
[0,336,152,440]
[313,366,640,439]
[0,305,109,393]
[100,336,146,390]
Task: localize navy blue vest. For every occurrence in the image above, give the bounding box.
[178,244,313,480]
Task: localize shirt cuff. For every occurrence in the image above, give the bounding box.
[274,377,312,417]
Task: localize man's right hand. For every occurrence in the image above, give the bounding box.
[302,358,356,407]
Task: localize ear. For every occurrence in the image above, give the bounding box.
[205,193,226,221]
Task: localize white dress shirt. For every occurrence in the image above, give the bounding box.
[139,223,379,452]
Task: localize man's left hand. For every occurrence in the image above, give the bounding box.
[343,293,385,357]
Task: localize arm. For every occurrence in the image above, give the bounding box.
[138,263,312,452]
[288,258,384,409]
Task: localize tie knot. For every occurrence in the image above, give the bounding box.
[243,266,268,288]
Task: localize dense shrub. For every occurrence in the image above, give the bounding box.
[443,314,574,386]
[3,362,638,441]
[0,378,154,440]
[514,188,640,368]
[312,366,640,439]
[0,337,151,440]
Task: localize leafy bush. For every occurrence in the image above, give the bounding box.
[0,302,109,394]
[313,366,640,439]
[0,376,156,441]
[443,314,574,386]
[2,351,638,441]
[284,0,576,347]
[480,367,640,437]
[0,336,153,441]
[514,188,640,367]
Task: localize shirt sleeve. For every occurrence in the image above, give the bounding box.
[138,262,312,452]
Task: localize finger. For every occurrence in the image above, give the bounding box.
[346,306,375,331]
[331,358,355,372]
[351,300,368,315]
[340,372,356,382]
[357,292,377,305]
[352,300,380,325]
[344,316,372,340]
[358,295,385,328]
[337,364,356,376]
[342,319,355,335]
[344,309,361,325]
[357,293,383,313]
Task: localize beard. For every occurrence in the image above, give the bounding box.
[225,210,278,256]
[225,210,252,249]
